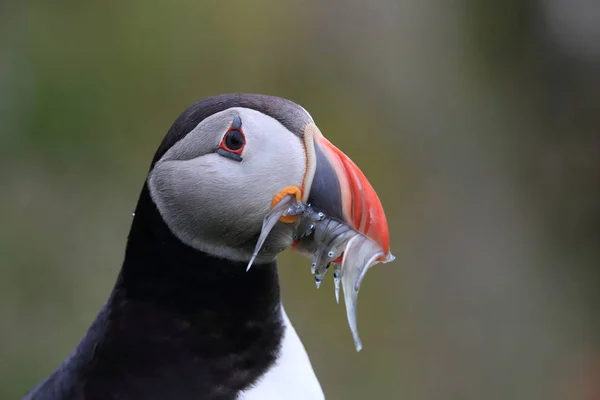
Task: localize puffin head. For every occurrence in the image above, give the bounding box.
[147,94,390,265]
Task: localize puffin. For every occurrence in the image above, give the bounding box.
[22,94,391,400]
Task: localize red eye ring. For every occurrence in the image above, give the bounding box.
[219,127,246,155]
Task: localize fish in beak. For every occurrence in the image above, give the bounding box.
[248,123,394,351]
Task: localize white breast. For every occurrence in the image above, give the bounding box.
[238,306,325,400]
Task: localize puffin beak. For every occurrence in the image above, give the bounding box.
[301,124,392,262]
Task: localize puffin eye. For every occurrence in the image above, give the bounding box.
[217,128,246,161]
[223,130,245,152]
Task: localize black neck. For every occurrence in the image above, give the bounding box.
[29,184,284,400]
[121,184,282,316]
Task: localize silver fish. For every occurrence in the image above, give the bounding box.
[247,194,395,352]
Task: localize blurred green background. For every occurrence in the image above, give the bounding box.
[2,1,599,399]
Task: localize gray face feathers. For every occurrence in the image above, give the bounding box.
[147,95,315,263]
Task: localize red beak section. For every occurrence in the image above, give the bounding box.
[302,125,391,261]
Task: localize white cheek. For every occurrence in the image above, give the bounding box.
[148,133,305,260]
[147,106,308,261]
[239,111,307,193]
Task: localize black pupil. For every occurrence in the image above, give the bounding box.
[225,130,244,151]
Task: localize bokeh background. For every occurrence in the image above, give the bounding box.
[2,1,599,399]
